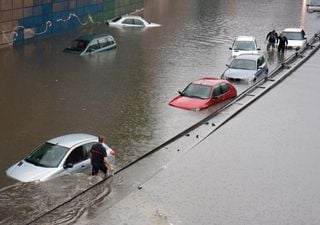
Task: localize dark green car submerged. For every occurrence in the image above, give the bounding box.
[63,34,117,56]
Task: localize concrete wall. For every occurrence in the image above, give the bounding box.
[0,0,143,48]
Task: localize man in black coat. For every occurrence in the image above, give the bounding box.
[277,33,288,54]
[266,30,278,51]
[90,135,113,177]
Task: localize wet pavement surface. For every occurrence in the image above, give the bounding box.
[1,0,320,224]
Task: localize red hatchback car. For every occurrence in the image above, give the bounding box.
[169,77,237,110]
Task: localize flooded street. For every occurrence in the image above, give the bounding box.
[0,0,320,224]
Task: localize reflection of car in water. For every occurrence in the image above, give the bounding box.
[229,36,260,58]
[281,28,307,49]
[169,77,237,111]
[221,54,268,83]
[6,133,116,182]
[307,0,320,12]
[106,15,160,28]
[63,34,117,56]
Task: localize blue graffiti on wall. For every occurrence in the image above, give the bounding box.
[13,2,104,45]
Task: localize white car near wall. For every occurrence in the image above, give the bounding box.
[106,15,160,28]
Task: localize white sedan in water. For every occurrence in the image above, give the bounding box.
[106,15,160,28]
[6,133,116,182]
[281,28,307,49]
[229,36,260,57]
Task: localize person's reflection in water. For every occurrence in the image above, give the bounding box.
[266,50,275,65]
[277,51,285,65]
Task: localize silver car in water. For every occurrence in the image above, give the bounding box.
[6,133,115,182]
[221,54,268,83]
[106,15,161,28]
[63,34,117,56]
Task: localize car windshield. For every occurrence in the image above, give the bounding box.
[25,143,69,168]
[234,41,255,51]
[182,83,212,99]
[308,0,320,5]
[68,40,89,51]
[283,32,304,40]
[111,16,122,22]
[230,58,256,70]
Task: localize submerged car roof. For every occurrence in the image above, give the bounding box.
[76,34,112,42]
[283,28,304,32]
[112,15,144,21]
[123,15,143,19]
[192,77,227,86]
[47,133,97,148]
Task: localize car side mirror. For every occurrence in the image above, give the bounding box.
[178,91,183,96]
[229,47,232,50]
[257,47,261,50]
[64,163,74,169]
[226,64,230,67]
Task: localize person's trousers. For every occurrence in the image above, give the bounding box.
[278,45,285,53]
[92,163,107,176]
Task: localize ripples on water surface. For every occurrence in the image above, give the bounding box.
[1,0,320,223]
[0,174,109,224]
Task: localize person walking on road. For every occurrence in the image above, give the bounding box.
[277,33,288,54]
[266,30,278,51]
[90,135,113,177]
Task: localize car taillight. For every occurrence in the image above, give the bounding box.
[110,149,116,156]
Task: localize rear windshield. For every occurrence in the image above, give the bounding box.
[111,16,122,22]
[308,0,320,5]
[282,32,304,40]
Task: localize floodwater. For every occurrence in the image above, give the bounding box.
[0,0,319,224]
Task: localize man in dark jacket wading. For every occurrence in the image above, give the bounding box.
[266,30,278,51]
[90,135,113,177]
[277,33,288,54]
